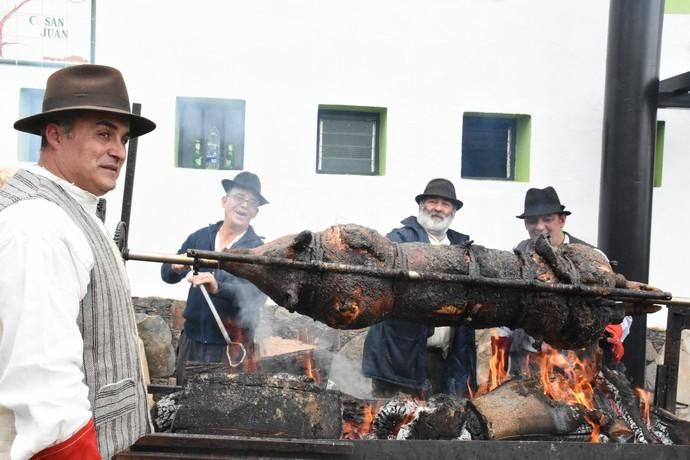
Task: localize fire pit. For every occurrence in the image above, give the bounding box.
[118,225,687,458]
[120,333,689,460]
[115,436,688,460]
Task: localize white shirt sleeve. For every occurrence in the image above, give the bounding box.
[0,199,93,459]
[621,315,633,342]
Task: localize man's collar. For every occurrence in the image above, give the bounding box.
[26,164,100,215]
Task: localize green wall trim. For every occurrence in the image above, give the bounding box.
[654,121,665,188]
[514,116,531,182]
[666,0,690,14]
[318,104,387,175]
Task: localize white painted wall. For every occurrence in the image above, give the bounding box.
[2,1,688,328]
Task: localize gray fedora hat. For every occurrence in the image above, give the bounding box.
[415,178,463,210]
[14,64,156,138]
[516,186,571,219]
[221,171,268,206]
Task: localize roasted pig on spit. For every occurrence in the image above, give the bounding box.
[201,224,662,349]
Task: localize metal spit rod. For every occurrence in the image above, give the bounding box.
[124,249,673,304]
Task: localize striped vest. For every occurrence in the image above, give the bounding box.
[0,170,149,459]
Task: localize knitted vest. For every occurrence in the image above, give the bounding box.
[0,170,148,459]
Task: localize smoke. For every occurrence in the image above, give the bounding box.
[224,275,267,333]
[190,270,267,333]
[327,352,373,399]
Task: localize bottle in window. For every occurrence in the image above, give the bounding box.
[205,127,220,169]
[225,143,234,169]
[192,139,203,168]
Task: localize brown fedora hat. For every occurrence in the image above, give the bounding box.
[14,64,156,138]
[415,178,463,210]
[516,186,571,219]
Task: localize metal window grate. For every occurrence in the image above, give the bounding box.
[317,110,379,175]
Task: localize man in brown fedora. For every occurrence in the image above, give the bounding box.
[494,186,630,375]
[362,178,477,398]
[161,171,268,385]
[0,65,156,459]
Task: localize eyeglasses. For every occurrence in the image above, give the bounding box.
[227,193,259,208]
[524,215,556,225]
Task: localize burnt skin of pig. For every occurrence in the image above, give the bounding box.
[219,224,630,349]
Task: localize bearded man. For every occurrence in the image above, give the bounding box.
[362,178,477,398]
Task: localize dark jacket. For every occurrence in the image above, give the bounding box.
[161,222,267,345]
[361,216,477,395]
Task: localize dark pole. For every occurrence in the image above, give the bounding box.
[599,0,664,387]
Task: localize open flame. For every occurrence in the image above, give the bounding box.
[474,334,511,397]
[342,401,382,439]
[635,388,652,427]
[298,329,322,385]
[478,335,605,442]
[533,345,597,409]
[302,350,321,385]
[531,344,600,442]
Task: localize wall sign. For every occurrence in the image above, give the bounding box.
[0,0,93,66]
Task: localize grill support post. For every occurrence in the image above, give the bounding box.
[598,0,665,387]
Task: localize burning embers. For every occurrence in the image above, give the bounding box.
[341,335,687,445]
[153,335,688,446]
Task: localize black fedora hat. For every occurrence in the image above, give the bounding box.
[415,178,463,210]
[14,64,156,138]
[516,186,571,219]
[221,171,268,206]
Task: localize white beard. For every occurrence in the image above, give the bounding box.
[418,207,454,236]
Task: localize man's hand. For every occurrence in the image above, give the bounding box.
[604,324,624,362]
[171,263,190,274]
[615,274,662,292]
[188,271,219,294]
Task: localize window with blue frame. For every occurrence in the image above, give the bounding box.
[17,88,45,162]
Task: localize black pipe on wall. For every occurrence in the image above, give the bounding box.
[599,0,665,387]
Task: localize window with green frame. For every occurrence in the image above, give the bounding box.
[176,97,246,170]
[316,105,387,175]
[461,112,531,182]
[665,0,690,14]
[654,120,665,188]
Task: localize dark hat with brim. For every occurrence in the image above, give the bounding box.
[221,171,268,206]
[516,186,571,219]
[415,178,463,210]
[13,64,156,138]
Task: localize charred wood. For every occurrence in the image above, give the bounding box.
[170,366,343,438]
[652,406,690,445]
[599,367,661,443]
[214,224,663,349]
[467,378,588,440]
[149,363,689,446]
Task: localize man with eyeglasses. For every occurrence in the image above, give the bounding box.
[494,186,630,374]
[362,178,477,398]
[161,171,268,384]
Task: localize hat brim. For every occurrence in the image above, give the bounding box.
[415,193,463,210]
[221,179,269,206]
[516,209,571,219]
[14,106,156,138]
